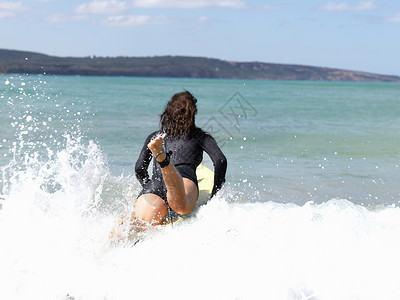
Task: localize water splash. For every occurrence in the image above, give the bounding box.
[1,76,400,300]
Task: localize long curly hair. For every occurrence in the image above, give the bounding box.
[160,91,198,138]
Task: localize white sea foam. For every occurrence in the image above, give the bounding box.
[1,138,400,300]
[2,75,400,300]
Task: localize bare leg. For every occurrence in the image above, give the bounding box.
[110,135,199,241]
[109,195,168,243]
[147,135,198,215]
[134,193,169,224]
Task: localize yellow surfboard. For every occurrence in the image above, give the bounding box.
[196,164,214,206]
[162,164,214,226]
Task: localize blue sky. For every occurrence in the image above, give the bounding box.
[1,0,399,76]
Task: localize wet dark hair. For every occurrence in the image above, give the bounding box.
[160,91,198,138]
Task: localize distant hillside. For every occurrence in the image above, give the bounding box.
[0,49,399,82]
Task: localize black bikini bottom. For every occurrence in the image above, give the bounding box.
[137,164,198,204]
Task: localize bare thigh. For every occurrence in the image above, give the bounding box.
[134,193,169,225]
[135,178,199,224]
[181,178,199,213]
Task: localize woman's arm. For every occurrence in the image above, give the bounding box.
[135,132,158,187]
[201,133,227,198]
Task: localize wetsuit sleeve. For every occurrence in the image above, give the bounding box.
[135,132,157,187]
[201,133,227,198]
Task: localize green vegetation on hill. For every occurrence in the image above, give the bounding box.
[1,49,399,82]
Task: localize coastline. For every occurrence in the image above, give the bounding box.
[1,49,400,82]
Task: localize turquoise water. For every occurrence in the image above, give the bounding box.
[2,75,398,205]
[1,75,400,299]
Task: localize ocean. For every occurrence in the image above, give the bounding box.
[0,74,400,299]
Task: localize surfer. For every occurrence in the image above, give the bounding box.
[111,91,227,238]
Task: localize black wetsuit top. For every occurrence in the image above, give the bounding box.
[135,129,227,204]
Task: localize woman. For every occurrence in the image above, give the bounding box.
[133,91,227,226]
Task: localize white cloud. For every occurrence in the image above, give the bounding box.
[72,0,247,27]
[0,1,28,19]
[0,1,27,11]
[47,14,69,23]
[103,14,169,26]
[385,13,400,23]
[130,0,246,9]
[317,1,379,11]
[198,16,210,23]
[75,0,247,16]
[0,10,13,18]
[259,4,283,11]
[75,0,129,15]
